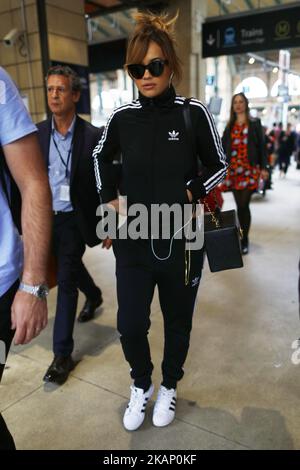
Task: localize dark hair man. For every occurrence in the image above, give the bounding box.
[38,66,103,385]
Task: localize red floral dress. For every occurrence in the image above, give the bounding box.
[220,123,260,191]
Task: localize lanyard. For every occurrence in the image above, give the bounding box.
[52,130,74,179]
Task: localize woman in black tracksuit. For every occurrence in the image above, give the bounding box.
[93,11,227,431]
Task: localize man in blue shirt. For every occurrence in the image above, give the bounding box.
[37,66,103,385]
[0,67,52,449]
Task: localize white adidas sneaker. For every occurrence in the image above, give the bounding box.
[123,384,154,431]
[152,385,177,427]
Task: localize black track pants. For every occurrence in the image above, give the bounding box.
[113,239,204,390]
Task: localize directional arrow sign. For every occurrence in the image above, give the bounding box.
[206,34,215,46]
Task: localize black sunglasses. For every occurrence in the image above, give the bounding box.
[127,59,168,80]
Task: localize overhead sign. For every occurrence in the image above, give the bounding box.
[202,4,300,58]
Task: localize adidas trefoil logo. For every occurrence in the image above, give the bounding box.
[168,130,179,141]
[191,276,200,287]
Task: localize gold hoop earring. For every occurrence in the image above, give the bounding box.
[169,72,174,88]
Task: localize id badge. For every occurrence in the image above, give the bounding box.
[59,183,70,202]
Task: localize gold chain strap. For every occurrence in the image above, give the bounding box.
[184,205,193,286]
[184,247,191,286]
[204,198,243,240]
[204,200,220,228]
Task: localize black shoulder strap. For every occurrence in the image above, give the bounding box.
[183,98,204,176]
[183,98,197,161]
[183,99,221,211]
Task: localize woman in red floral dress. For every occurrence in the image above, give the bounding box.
[220,93,268,254]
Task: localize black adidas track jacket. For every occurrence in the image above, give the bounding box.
[93,86,227,209]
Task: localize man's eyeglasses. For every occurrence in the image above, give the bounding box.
[127,59,168,80]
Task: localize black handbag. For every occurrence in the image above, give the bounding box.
[183,99,243,273]
[204,206,243,272]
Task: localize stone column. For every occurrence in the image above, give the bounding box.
[46,0,87,68]
[46,0,89,120]
[168,0,207,102]
[0,0,89,122]
[0,0,46,122]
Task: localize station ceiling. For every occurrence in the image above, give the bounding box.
[85,0,298,44]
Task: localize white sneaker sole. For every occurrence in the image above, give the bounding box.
[153,413,175,427]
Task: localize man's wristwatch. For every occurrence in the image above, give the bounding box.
[19,282,49,300]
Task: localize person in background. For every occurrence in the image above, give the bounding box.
[261,125,273,194]
[278,123,296,177]
[266,126,275,168]
[295,128,300,170]
[221,92,268,254]
[0,67,52,449]
[269,122,280,169]
[39,66,103,385]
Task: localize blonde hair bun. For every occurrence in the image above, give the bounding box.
[132,10,178,39]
